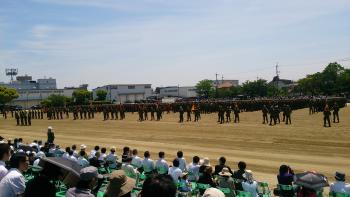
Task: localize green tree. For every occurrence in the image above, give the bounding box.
[95,89,107,101]
[41,94,70,107]
[241,79,269,97]
[73,90,91,105]
[195,79,215,98]
[0,86,19,105]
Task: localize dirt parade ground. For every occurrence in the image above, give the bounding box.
[1,106,349,187]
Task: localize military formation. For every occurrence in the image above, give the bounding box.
[0,97,346,127]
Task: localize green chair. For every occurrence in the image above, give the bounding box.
[97,191,105,197]
[277,184,295,197]
[55,191,66,197]
[218,187,233,196]
[197,183,210,190]
[236,190,253,197]
[329,192,350,197]
[157,166,168,175]
[258,182,271,196]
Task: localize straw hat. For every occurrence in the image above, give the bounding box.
[106,170,136,197]
[203,188,225,197]
[219,167,232,177]
[201,157,211,166]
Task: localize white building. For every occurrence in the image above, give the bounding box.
[158,86,197,98]
[92,84,152,103]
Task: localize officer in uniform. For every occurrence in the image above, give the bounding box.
[233,104,240,123]
[15,111,20,126]
[262,105,269,124]
[285,104,292,125]
[333,102,340,123]
[186,105,192,122]
[179,106,184,123]
[323,104,331,127]
[225,106,231,123]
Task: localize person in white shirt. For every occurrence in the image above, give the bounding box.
[99,147,107,162]
[62,147,70,159]
[131,149,143,169]
[89,145,100,159]
[0,152,29,197]
[330,172,350,195]
[168,159,183,182]
[155,151,169,175]
[187,156,200,181]
[71,145,79,158]
[0,144,11,181]
[142,151,155,174]
[177,151,187,172]
[68,151,78,163]
[242,170,259,197]
[122,157,138,179]
[77,151,90,168]
[105,147,118,169]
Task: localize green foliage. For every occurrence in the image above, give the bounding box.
[95,89,107,101]
[241,79,269,97]
[0,86,19,105]
[41,94,70,107]
[297,62,349,96]
[195,79,215,98]
[72,89,91,105]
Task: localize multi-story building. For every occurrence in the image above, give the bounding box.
[92,84,152,103]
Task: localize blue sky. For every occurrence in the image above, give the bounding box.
[0,0,349,89]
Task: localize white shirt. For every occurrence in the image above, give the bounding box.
[62,153,70,159]
[106,153,118,169]
[122,163,138,179]
[187,162,200,181]
[178,157,187,171]
[155,158,169,174]
[69,155,78,162]
[0,161,8,181]
[77,156,90,168]
[131,155,143,168]
[142,158,155,173]
[73,150,79,158]
[330,181,350,195]
[99,153,107,161]
[33,159,40,166]
[89,150,96,159]
[168,166,182,182]
[0,168,26,197]
[242,181,259,197]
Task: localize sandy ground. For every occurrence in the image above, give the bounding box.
[1,107,349,189]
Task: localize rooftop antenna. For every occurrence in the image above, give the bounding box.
[275,63,280,78]
[5,68,18,83]
[221,75,224,83]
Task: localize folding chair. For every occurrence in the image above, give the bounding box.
[329,192,350,197]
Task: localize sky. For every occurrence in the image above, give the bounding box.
[0,0,350,89]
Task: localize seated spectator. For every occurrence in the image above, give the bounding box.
[28,152,36,165]
[199,157,211,174]
[203,188,225,197]
[0,152,29,197]
[66,166,103,197]
[142,151,154,174]
[105,170,136,197]
[72,144,79,158]
[218,167,235,196]
[168,159,182,182]
[177,151,187,171]
[214,156,234,176]
[277,164,295,185]
[178,172,191,192]
[89,146,100,159]
[233,161,247,191]
[140,174,177,197]
[68,150,78,162]
[99,147,107,161]
[78,151,90,168]
[330,172,350,195]
[187,156,200,181]
[24,174,56,197]
[242,170,259,197]
[62,147,71,159]
[122,146,130,163]
[106,147,118,169]
[89,152,101,168]
[122,157,138,179]
[198,166,217,195]
[155,151,169,175]
[131,149,143,170]
[0,143,11,181]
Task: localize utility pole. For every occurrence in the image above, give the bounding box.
[215,73,219,98]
